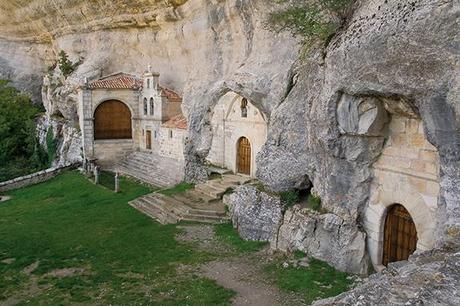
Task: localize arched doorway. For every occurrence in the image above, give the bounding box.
[237,137,251,175]
[94,100,132,140]
[382,204,418,266]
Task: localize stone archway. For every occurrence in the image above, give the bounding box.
[382,204,418,266]
[94,100,132,140]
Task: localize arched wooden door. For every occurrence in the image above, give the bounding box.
[94,100,132,140]
[382,204,418,266]
[237,137,251,175]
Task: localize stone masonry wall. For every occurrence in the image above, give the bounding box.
[0,164,78,192]
[158,127,186,161]
[365,116,440,270]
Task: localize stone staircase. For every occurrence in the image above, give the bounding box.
[116,151,184,187]
[129,173,252,224]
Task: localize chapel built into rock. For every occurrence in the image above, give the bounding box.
[78,68,187,186]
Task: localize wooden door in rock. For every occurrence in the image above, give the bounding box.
[383,204,418,266]
[237,137,251,175]
[146,130,152,150]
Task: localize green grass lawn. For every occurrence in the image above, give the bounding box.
[0,171,234,305]
[265,252,354,305]
[159,182,195,196]
[214,223,267,254]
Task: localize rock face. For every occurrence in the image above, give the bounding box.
[226,186,368,275]
[256,0,459,249]
[272,206,369,275]
[314,247,460,306]
[224,185,283,241]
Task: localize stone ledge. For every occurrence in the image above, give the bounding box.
[0,163,80,193]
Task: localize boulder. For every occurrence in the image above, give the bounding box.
[271,206,369,275]
[224,185,283,241]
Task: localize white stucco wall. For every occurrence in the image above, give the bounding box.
[364,116,440,270]
[207,92,268,177]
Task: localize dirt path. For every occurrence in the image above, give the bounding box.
[176,224,304,306]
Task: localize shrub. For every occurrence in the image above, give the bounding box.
[267,0,354,48]
[307,193,322,211]
[0,80,48,181]
[280,189,300,208]
[58,50,78,77]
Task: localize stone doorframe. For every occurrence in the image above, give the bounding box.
[364,186,436,271]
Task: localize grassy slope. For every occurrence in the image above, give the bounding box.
[0,171,234,305]
[265,254,354,305]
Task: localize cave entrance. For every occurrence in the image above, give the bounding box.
[382,204,418,266]
[237,137,251,175]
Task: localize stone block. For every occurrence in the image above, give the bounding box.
[389,118,406,133]
[408,177,426,193]
[406,119,420,134]
[409,133,426,148]
[425,162,438,175]
[419,150,438,162]
[425,181,440,196]
[410,160,427,172]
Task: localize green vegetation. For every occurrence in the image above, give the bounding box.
[265,253,354,305]
[58,50,79,77]
[0,171,234,304]
[307,193,322,211]
[46,127,58,166]
[0,80,48,181]
[159,182,195,196]
[280,189,300,208]
[214,223,267,253]
[267,0,354,49]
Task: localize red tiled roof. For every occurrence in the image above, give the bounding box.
[88,73,142,90]
[162,114,187,130]
[159,86,182,102]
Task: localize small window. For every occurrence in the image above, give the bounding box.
[147,79,150,89]
[154,131,157,138]
[143,98,148,115]
[169,130,173,138]
[150,98,154,115]
[241,98,248,118]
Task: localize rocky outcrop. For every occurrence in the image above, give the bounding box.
[36,115,82,167]
[272,206,369,275]
[314,247,460,306]
[224,185,283,241]
[226,185,368,275]
[256,0,459,247]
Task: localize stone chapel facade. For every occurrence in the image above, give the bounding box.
[207,91,268,177]
[78,70,186,169]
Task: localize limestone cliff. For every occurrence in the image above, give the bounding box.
[0,0,459,293]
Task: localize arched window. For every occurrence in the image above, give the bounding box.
[143,98,148,115]
[94,100,132,140]
[150,98,154,115]
[147,79,150,89]
[169,130,173,138]
[241,98,248,118]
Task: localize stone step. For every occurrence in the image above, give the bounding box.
[142,194,191,216]
[206,180,237,191]
[129,199,177,224]
[195,183,227,198]
[221,174,253,185]
[180,214,231,224]
[174,190,220,204]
